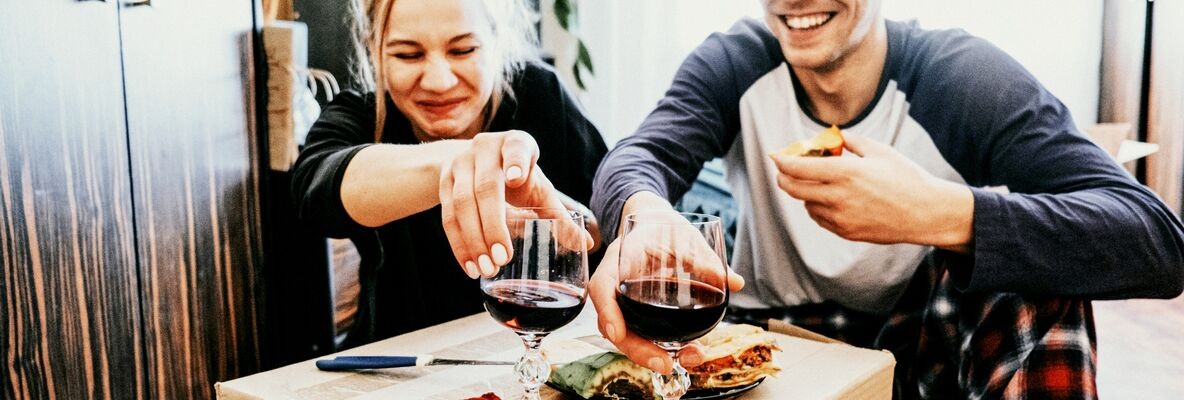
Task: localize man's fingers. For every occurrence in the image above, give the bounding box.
[728,269,746,291]
[555,214,591,252]
[804,201,841,235]
[500,130,539,188]
[624,224,731,291]
[769,152,851,183]
[677,343,707,368]
[616,330,674,374]
[591,240,625,341]
[840,133,890,158]
[776,174,839,204]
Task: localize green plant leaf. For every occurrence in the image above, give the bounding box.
[573,62,586,89]
[576,41,594,75]
[553,0,573,31]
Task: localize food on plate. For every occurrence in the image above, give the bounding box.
[550,352,654,399]
[464,392,501,400]
[547,324,780,398]
[686,323,782,388]
[777,125,844,157]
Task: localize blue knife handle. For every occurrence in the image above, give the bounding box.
[316,356,418,371]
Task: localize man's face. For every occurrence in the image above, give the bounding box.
[764,0,881,70]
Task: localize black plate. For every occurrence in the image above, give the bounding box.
[547,377,764,400]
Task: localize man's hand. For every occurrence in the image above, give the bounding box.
[438,130,586,279]
[589,228,746,375]
[768,134,973,251]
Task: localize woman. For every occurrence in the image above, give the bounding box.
[291,0,607,346]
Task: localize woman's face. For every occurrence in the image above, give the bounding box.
[763,0,881,70]
[383,0,498,141]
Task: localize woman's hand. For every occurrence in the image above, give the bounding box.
[438,130,589,279]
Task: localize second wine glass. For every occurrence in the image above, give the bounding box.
[616,211,729,400]
[481,207,589,400]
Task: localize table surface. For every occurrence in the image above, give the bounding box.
[216,305,893,399]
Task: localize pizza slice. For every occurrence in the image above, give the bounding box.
[777,125,845,157]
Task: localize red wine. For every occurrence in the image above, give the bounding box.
[616,278,727,343]
[482,280,585,333]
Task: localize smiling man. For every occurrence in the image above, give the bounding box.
[588,0,1184,398]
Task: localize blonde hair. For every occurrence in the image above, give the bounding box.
[354,0,540,142]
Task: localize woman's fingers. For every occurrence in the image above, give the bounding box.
[448,152,496,277]
[500,130,539,189]
[472,135,511,272]
[439,161,480,279]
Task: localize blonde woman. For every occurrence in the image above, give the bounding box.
[292,0,606,345]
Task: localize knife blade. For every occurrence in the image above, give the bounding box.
[315,355,516,371]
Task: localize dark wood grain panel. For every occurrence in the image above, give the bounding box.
[118,0,265,397]
[0,1,144,399]
[1146,1,1184,214]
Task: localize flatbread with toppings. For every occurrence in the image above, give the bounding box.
[686,324,781,388]
[546,324,780,398]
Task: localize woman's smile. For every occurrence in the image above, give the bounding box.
[417,97,468,117]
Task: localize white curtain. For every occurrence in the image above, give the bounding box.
[542,0,764,146]
[544,1,1102,145]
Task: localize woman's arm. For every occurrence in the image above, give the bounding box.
[341,140,467,227]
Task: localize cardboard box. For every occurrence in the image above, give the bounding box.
[215,307,894,399]
[262,21,307,172]
[1084,122,1159,165]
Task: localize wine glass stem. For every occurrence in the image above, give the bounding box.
[653,348,690,400]
[515,333,548,400]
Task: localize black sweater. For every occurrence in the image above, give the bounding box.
[291,62,607,345]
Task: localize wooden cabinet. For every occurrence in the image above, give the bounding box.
[1,0,265,398]
[1,2,142,399]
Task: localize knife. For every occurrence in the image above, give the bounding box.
[315,355,516,371]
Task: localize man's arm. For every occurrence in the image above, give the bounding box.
[903,32,1184,299]
[588,20,777,374]
[591,19,780,240]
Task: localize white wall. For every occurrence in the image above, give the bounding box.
[546,1,1103,145]
[882,0,1103,130]
[542,0,764,145]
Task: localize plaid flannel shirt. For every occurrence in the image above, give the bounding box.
[727,255,1097,400]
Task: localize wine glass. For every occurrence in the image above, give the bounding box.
[481,207,589,400]
[616,212,729,400]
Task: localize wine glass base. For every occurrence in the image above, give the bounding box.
[652,352,691,400]
[515,333,550,400]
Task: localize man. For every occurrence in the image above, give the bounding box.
[588,0,1184,398]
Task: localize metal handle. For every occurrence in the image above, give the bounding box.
[122,0,151,7]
